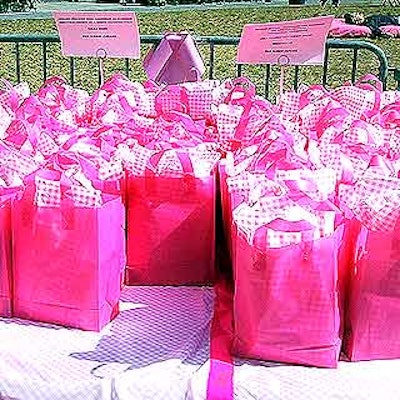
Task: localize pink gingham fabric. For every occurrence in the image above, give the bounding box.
[100,94,132,125]
[318,143,346,178]
[265,229,304,248]
[181,80,221,120]
[0,108,13,139]
[188,143,221,177]
[232,195,292,243]
[119,82,156,117]
[275,168,338,202]
[237,106,274,146]
[98,158,124,181]
[117,143,155,176]
[155,85,189,116]
[339,169,400,231]
[226,172,269,195]
[232,193,336,246]
[37,77,89,118]
[389,131,400,157]
[127,113,155,132]
[342,148,371,180]
[298,98,332,134]
[331,85,378,120]
[380,91,400,108]
[69,184,102,208]
[33,170,107,209]
[298,84,330,103]
[84,90,131,126]
[156,150,188,176]
[34,174,62,207]
[0,166,22,191]
[344,121,385,148]
[63,87,89,115]
[226,173,285,204]
[379,91,398,109]
[119,141,219,178]
[213,103,244,149]
[100,74,156,117]
[0,81,30,114]
[224,145,259,177]
[37,132,59,157]
[0,148,41,178]
[278,91,301,119]
[117,129,220,178]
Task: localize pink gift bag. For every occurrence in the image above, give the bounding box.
[120,140,219,286]
[143,32,205,85]
[12,173,125,331]
[339,168,400,361]
[232,206,346,367]
[125,171,216,286]
[344,222,400,361]
[0,198,12,317]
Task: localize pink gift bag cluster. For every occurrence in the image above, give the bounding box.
[218,75,400,366]
[0,75,228,330]
[0,71,399,369]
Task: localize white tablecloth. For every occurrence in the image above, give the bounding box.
[188,358,400,400]
[0,286,213,400]
[1,286,400,400]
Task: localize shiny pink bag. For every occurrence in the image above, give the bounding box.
[125,171,216,286]
[344,222,400,361]
[12,171,125,331]
[340,170,400,361]
[119,132,219,286]
[230,164,347,368]
[0,198,12,317]
[233,220,346,368]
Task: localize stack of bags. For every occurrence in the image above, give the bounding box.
[1,68,399,366]
[0,74,227,330]
[0,77,127,331]
[220,75,400,365]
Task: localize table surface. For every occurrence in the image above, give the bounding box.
[1,286,399,400]
[0,286,213,400]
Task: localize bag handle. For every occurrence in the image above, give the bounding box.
[223,77,258,143]
[299,84,330,108]
[315,105,349,138]
[145,148,194,177]
[41,76,68,88]
[354,74,384,93]
[162,110,206,141]
[154,85,190,115]
[224,77,256,106]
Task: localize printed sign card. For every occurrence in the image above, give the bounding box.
[54,11,140,58]
[237,16,334,66]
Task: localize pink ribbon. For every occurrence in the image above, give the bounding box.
[206,281,234,400]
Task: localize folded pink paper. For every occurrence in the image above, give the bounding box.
[54,11,140,58]
[237,16,334,66]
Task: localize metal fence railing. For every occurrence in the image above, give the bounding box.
[0,33,398,100]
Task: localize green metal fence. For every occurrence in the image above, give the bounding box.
[0,33,398,99]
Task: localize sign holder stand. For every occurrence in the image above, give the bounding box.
[96,48,108,87]
[278,55,290,100]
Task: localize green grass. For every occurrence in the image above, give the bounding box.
[0,4,399,97]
